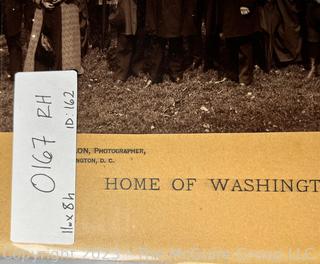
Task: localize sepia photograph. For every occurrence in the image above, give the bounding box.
[1,2,320,263]
[0,0,319,133]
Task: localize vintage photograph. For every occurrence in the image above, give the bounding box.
[1,0,319,133]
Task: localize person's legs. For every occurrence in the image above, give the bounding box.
[131,29,147,76]
[306,3,320,79]
[7,34,23,76]
[204,33,221,72]
[238,36,254,85]
[224,37,239,83]
[184,34,203,70]
[148,36,166,83]
[114,34,134,81]
[4,0,23,77]
[168,37,183,82]
[23,0,35,33]
[190,0,204,68]
[44,7,62,70]
[183,36,194,70]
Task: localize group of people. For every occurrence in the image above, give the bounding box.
[2,0,320,86]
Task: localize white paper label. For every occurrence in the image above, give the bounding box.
[11,71,77,245]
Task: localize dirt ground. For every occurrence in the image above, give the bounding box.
[1,46,319,134]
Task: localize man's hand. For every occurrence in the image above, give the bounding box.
[240,6,250,15]
[41,0,55,9]
[41,34,53,52]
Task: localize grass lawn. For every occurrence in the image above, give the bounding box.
[1,47,319,133]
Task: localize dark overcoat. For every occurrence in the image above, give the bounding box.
[204,0,221,36]
[259,0,303,65]
[221,0,264,39]
[116,0,138,35]
[3,0,34,37]
[145,0,198,38]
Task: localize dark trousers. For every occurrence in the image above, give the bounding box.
[204,33,227,74]
[308,42,320,62]
[307,3,320,60]
[35,7,62,71]
[184,34,203,69]
[4,0,34,76]
[307,3,320,43]
[149,37,184,83]
[226,35,254,85]
[88,1,110,49]
[115,31,147,81]
[184,1,203,69]
[203,0,221,71]
[6,34,23,76]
